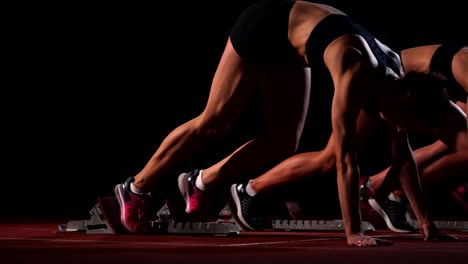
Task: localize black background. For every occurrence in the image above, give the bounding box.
[3,0,466,219]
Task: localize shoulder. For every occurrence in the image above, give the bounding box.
[324,35,378,75]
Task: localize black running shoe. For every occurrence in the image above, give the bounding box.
[229,182,265,230]
[368,195,416,233]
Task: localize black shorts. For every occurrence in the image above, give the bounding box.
[430,44,467,102]
[229,0,301,65]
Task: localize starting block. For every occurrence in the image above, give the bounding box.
[432,220,468,231]
[57,197,240,236]
[271,201,375,232]
[61,197,468,235]
[272,219,375,232]
[58,197,380,235]
[406,218,468,231]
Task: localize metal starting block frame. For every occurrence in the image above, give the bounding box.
[156,201,378,233]
[57,197,240,236]
[271,219,468,232]
[407,219,468,231]
[272,219,376,232]
[432,220,468,231]
[58,197,468,235]
[57,198,121,235]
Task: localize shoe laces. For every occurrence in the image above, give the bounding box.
[240,190,259,221]
[382,198,408,226]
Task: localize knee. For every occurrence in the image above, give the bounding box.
[193,112,229,139]
[319,151,336,173]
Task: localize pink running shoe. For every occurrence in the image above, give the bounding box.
[177,169,216,221]
[114,177,153,234]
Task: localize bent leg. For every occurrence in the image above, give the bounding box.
[250,110,379,193]
[132,38,256,192]
[370,140,448,192]
[419,151,468,189]
[371,101,468,193]
[250,139,335,193]
[201,65,311,188]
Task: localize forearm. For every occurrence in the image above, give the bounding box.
[336,162,362,236]
[329,51,367,238]
[388,130,431,225]
[398,154,430,225]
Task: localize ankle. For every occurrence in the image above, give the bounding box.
[245,180,258,197]
[195,170,207,191]
[130,182,151,196]
[364,177,376,195]
[367,177,375,189]
[392,190,405,199]
[132,177,151,194]
[387,191,403,203]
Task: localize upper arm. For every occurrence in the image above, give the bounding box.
[330,48,370,166]
[355,110,380,148]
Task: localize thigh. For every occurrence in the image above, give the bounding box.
[200,38,259,129]
[258,65,311,145]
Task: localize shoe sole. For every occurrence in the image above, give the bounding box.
[228,184,256,231]
[177,173,191,214]
[368,198,413,233]
[114,184,137,234]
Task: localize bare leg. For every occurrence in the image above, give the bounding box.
[370,140,448,192]
[132,38,256,192]
[371,101,468,194]
[249,110,379,193]
[250,140,335,193]
[419,151,468,189]
[415,102,468,187]
[202,66,311,188]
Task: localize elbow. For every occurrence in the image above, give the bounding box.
[335,159,347,173]
[335,158,358,180]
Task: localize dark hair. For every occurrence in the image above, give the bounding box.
[395,71,450,124]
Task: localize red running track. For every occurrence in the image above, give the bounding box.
[1,220,467,264]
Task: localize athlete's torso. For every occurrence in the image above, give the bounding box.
[400,44,467,102]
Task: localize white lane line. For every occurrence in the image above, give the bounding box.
[0,236,341,247]
[220,238,340,247]
[0,237,213,247]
